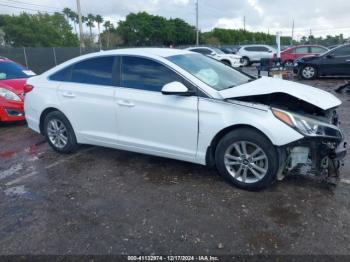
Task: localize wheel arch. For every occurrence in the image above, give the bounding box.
[205,124,275,167]
[220,59,231,66]
[39,107,64,134]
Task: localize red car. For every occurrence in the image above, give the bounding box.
[281,45,328,66]
[0,57,35,122]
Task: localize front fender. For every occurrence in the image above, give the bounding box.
[196,98,303,164]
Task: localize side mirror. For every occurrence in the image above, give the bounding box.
[161,81,194,96]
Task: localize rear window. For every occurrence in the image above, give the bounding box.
[0,61,31,80]
[49,56,115,86]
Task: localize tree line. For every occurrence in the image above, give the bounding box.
[0,9,347,48]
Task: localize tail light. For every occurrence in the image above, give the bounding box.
[24,84,34,94]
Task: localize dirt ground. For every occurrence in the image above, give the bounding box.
[0,68,350,256]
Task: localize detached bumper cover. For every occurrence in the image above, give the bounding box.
[334,141,347,160]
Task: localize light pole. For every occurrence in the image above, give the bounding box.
[196,0,199,46]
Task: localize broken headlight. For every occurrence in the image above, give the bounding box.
[272,108,341,138]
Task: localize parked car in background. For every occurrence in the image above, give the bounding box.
[24,48,346,190]
[185,46,242,67]
[0,57,35,122]
[294,44,350,79]
[281,45,328,66]
[237,45,276,66]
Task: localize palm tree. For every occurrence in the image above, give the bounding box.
[95,15,104,50]
[62,7,72,22]
[103,20,112,48]
[69,11,79,35]
[86,14,95,44]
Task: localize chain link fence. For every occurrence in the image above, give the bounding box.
[0,47,104,74]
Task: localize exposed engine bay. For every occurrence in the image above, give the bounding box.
[234,92,347,182]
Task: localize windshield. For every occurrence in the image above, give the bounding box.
[0,61,32,80]
[167,53,251,91]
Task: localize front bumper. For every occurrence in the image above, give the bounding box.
[282,135,347,177]
[0,99,25,122]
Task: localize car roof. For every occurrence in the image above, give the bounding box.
[95,48,192,58]
[0,56,12,62]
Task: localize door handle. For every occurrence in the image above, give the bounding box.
[346,59,350,62]
[117,100,135,107]
[62,92,76,98]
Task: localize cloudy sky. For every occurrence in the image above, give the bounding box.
[1,0,349,39]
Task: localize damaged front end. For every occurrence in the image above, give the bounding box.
[235,92,347,182]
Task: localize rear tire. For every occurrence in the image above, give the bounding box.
[44,111,79,154]
[215,128,279,191]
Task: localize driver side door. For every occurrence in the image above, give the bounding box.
[114,56,199,162]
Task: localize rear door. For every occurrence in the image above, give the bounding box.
[114,56,198,161]
[56,56,118,143]
[293,46,309,60]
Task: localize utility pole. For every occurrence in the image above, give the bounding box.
[243,16,246,31]
[309,28,312,44]
[196,0,199,46]
[76,0,85,49]
[291,20,294,45]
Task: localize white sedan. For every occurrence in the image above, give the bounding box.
[24,48,346,190]
[186,46,242,67]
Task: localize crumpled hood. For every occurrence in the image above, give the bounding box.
[219,76,341,110]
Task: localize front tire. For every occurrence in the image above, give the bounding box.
[215,128,279,191]
[241,57,250,67]
[44,111,79,154]
[300,65,317,80]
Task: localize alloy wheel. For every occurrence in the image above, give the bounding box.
[224,141,269,184]
[302,66,315,79]
[47,119,68,149]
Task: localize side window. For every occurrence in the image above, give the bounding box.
[201,48,212,55]
[311,47,327,53]
[294,47,309,54]
[121,56,182,92]
[191,48,211,55]
[70,56,115,86]
[49,66,72,82]
[245,47,257,52]
[331,46,350,57]
[258,46,269,52]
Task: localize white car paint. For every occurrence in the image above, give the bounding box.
[237,45,276,63]
[185,47,242,67]
[219,76,341,110]
[24,48,339,167]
